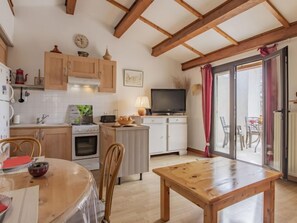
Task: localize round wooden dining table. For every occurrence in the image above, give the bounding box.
[0,158,99,222]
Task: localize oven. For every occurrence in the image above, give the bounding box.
[72,124,100,170]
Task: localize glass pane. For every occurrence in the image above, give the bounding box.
[236,61,263,165]
[75,136,97,156]
[264,55,282,171]
[214,71,230,155]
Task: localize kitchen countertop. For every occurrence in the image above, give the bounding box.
[10,123,71,128]
[99,123,149,130]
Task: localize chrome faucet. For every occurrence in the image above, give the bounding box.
[37,114,49,124]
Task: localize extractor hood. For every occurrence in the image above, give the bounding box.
[68,76,100,86]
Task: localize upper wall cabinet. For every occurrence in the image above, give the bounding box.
[0,0,14,46]
[44,52,117,92]
[68,56,99,79]
[44,52,68,90]
[0,37,7,65]
[98,60,116,93]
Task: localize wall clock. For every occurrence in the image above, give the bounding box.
[74,34,89,48]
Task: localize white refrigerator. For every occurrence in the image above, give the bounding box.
[0,62,14,140]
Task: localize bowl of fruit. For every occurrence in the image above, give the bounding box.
[117,116,134,125]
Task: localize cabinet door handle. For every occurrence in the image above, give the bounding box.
[64,67,67,76]
[67,61,71,71]
[34,131,39,139]
[41,131,45,140]
[38,130,42,140]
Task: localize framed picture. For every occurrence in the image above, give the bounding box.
[123,69,143,87]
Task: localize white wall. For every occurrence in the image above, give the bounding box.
[186,37,297,151]
[8,1,180,123]
[7,1,297,152]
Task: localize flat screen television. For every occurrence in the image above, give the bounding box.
[151,89,186,114]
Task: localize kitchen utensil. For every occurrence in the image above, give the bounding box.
[18,87,24,103]
[24,91,30,102]
[77,51,89,57]
[34,69,44,86]
[15,69,28,84]
[13,115,20,124]
[100,115,116,123]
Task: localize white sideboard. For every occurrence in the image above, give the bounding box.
[134,115,187,155]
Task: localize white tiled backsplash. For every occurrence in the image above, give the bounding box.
[12,86,118,124]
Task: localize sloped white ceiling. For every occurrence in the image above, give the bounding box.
[142,0,196,34]
[13,0,297,65]
[218,4,281,42]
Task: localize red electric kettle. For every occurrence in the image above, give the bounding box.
[15,69,28,84]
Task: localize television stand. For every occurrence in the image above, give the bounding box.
[133,115,187,156]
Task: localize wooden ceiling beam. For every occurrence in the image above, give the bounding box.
[8,0,15,16]
[65,0,77,15]
[138,16,205,57]
[152,0,265,57]
[175,0,203,19]
[263,0,290,28]
[181,21,297,70]
[114,0,154,38]
[213,27,238,45]
[175,0,238,45]
[107,0,204,57]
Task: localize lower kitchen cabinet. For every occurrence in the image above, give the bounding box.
[100,124,149,180]
[10,126,72,160]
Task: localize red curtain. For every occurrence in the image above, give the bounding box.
[258,44,277,162]
[201,64,213,157]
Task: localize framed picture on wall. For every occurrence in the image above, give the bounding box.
[123,69,143,87]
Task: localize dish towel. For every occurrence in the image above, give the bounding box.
[2,156,32,169]
[0,156,45,175]
[2,185,39,223]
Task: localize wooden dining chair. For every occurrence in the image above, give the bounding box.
[98,143,125,223]
[0,137,42,157]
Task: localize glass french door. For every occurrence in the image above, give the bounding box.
[212,67,235,159]
[263,47,288,178]
[211,47,288,178]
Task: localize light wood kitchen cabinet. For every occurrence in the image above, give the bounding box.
[44,52,68,90]
[0,37,7,65]
[44,53,117,92]
[100,124,149,180]
[98,60,116,93]
[10,126,71,160]
[68,55,98,79]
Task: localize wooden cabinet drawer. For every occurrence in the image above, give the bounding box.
[168,117,187,123]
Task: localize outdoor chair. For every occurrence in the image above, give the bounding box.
[220,116,245,150]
